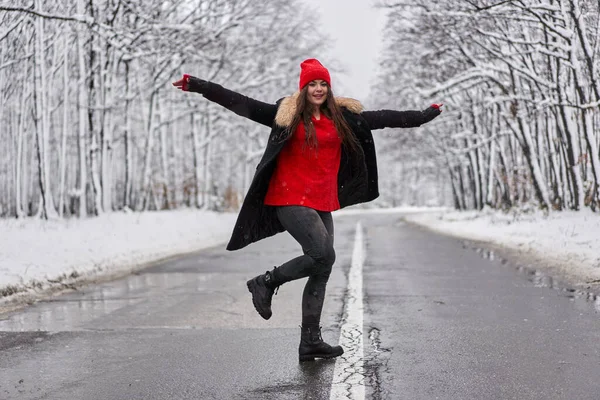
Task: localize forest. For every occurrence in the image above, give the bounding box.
[375,0,600,212]
[0,0,598,218]
[0,0,330,218]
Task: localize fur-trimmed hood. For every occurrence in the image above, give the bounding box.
[274,92,364,127]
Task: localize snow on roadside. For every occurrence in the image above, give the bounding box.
[404,207,600,288]
[0,206,435,305]
[0,210,237,305]
[2,205,599,308]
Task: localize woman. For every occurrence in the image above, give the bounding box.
[173,59,442,362]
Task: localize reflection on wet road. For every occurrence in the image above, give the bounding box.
[362,216,600,400]
[0,219,356,400]
[1,212,600,399]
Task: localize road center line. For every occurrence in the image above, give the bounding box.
[330,221,366,400]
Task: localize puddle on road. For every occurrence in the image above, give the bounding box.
[466,241,600,313]
[0,272,214,332]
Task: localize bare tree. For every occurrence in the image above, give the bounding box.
[0,0,329,218]
[374,0,600,211]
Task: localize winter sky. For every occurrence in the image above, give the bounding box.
[301,0,386,101]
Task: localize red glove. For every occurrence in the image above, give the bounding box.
[172,74,191,91]
[430,103,443,111]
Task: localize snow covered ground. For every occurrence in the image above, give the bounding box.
[1,207,599,310]
[0,210,237,308]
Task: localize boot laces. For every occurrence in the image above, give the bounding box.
[264,270,279,295]
[303,326,323,342]
[316,327,323,341]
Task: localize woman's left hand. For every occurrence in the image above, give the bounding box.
[172,74,191,91]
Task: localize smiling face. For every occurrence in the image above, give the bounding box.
[306,80,329,107]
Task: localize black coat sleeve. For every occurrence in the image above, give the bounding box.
[361,107,441,130]
[187,77,277,128]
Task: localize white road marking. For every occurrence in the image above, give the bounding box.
[330,221,366,400]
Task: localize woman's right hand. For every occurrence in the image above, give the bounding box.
[172,74,191,91]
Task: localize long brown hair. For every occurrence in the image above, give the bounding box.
[285,85,361,154]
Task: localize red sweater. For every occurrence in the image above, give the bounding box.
[264,115,341,211]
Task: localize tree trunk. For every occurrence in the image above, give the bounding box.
[59,33,69,217]
[89,33,103,215]
[191,113,202,208]
[496,135,513,209]
[123,60,133,209]
[158,99,170,209]
[15,48,28,218]
[138,89,157,211]
[556,90,585,209]
[34,0,58,219]
[202,104,213,210]
[76,0,88,217]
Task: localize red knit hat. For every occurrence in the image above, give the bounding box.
[299,58,331,89]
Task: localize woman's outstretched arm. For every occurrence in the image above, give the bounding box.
[173,74,278,128]
[361,104,442,130]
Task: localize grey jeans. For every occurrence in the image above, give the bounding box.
[272,206,336,326]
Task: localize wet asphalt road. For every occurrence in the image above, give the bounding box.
[1,212,600,399]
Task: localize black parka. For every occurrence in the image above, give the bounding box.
[186,77,440,250]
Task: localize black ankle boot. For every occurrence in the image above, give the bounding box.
[246,269,278,320]
[298,325,344,362]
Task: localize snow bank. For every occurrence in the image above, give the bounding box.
[2,206,599,310]
[0,210,237,306]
